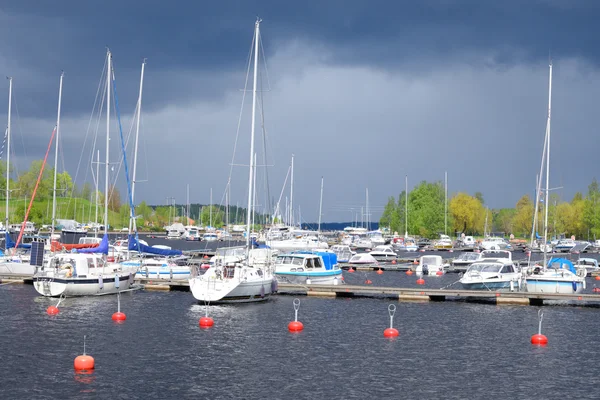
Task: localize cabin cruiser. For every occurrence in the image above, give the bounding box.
[479,237,511,251]
[203,232,218,242]
[330,244,355,263]
[274,251,342,285]
[433,235,453,250]
[554,239,576,253]
[265,234,328,252]
[369,245,397,261]
[367,230,386,246]
[415,255,449,275]
[460,259,521,291]
[524,258,586,294]
[573,258,600,277]
[126,257,191,280]
[451,252,483,273]
[392,237,419,252]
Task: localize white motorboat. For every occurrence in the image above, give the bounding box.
[274,251,342,285]
[554,239,576,253]
[525,258,586,294]
[33,252,136,297]
[347,253,378,265]
[265,235,328,252]
[460,259,521,291]
[392,237,419,252]
[574,258,600,277]
[126,257,191,280]
[369,245,397,261]
[330,245,355,263]
[451,252,483,272]
[479,237,511,251]
[433,234,453,250]
[415,255,449,275]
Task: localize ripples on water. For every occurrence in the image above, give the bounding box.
[2,273,600,400]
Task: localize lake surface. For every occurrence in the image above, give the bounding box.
[2,273,600,399]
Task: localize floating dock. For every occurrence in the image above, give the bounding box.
[3,275,600,306]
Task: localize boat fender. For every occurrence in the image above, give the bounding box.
[62,263,73,278]
[572,281,577,292]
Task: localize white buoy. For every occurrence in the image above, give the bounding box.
[333,276,339,285]
[306,277,312,285]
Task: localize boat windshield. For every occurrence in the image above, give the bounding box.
[467,263,502,273]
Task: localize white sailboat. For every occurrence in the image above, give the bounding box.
[189,19,275,303]
[524,62,585,294]
[33,50,136,296]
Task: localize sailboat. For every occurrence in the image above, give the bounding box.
[393,175,418,252]
[33,50,136,296]
[188,19,276,303]
[524,62,585,294]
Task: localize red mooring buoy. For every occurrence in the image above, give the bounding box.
[436,270,443,276]
[74,335,94,371]
[531,333,548,346]
[112,312,126,322]
[365,279,373,284]
[199,316,214,328]
[406,270,414,276]
[348,268,355,273]
[384,304,399,338]
[288,299,303,332]
[416,278,425,285]
[595,276,600,281]
[376,269,384,275]
[46,305,59,315]
[384,327,399,338]
[391,260,397,264]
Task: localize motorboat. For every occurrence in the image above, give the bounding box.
[433,234,453,250]
[128,257,191,280]
[330,244,355,263]
[480,250,512,261]
[347,253,378,265]
[479,237,511,251]
[554,239,576,253]
[415,255,449,275]
[524,258,586,294]
[203,232,218,242]
[392,237,419,252]
[459,259,521,291]
[274,251,342,285]
[33,252,136,297]
[367,230,386,246]
[369,245,397,261]
[451,252,483,273]
[265,235,329,251]
[573,258,600,277]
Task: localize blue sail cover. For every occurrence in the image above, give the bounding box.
[5,232,31,249]
[128,234,182,256]
[78,234,109,255]
[547,258,576,274]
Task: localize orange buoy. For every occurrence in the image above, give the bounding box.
[288,299,303,332]
[199,316,214,328]
[203,255,209,259]
[595,276,600,281]
[384,327,399,338]
[593,287,600,293]
[288,321,304,332]
[112,312,126,322]
[531,333,548,346]
[46,305,59,315]
[436,270,443,276]
[416,278,425,285]
[413,259,418,265]
[74,335,94,371]
[348,267,355,273]
[74,355,95,371]
[365,279,373,284]
[406,270,414,275]
[376,269,384,275]
[391,260,397,264]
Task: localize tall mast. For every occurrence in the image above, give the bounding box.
[318,176,324,233]
[130,59,146,234]
[51,72,64,238]
[186,183,190,223]
[290,154,294,227]
[245,18,260,251]
[252,153,257,230]
[104,49,111,233]
[5,77,12,232]
[405,175,408,238]
[444,171,448,235]
[95,150,100,237]
[209,187,212,228]
[543,62,552,267]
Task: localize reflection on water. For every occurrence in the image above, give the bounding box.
[2,282,600,399]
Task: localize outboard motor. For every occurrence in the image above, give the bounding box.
[423,264,429,275]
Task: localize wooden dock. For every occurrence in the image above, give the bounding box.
[3,275,600,306]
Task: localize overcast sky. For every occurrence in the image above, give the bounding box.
[0,1,599,223]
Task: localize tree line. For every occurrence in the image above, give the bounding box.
[379,178,600,241]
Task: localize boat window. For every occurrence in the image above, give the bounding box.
[292,257,303,266]
[305,259,314,269]
[313,258,323,269]
[87,258,96,268]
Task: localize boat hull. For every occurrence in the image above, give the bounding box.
[0,261,37,277]
[275,269,342,285]
[525,278,584,294]
[135,266,190,280]
[33,273,134,297]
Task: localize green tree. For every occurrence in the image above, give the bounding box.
[493,208,516,235]
[408,181,445,238]
[81,182,93,201]
[449,192,483,235]
[16,160,53,201]
[136,201,153,223]
[511,195,533,237]
[583,178,600,239]
[380,196,399,232]
[201,205,224,227]
[107,187,121,212]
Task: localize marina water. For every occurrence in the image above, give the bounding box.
[2,271,600,399]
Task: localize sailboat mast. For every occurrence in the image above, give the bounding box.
[405,175,408,237]
[5,77,11,232]
[130,59,146,233]
[105,49,111,233]
[290,154,294,227]
[51,72,64,238]
[543,62,552,266]
[444,171,448,235]
[318,176,323,233]
[245,19,260,250]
